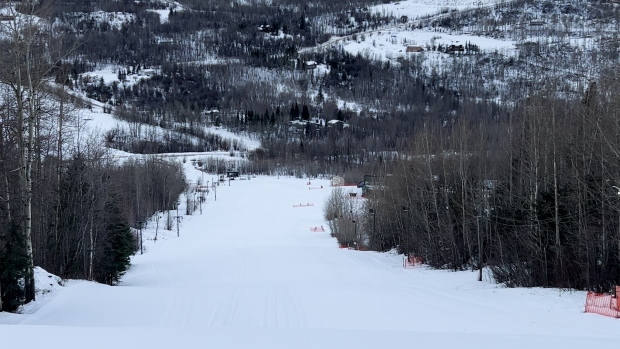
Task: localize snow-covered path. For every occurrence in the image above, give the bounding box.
[2,175,620,348]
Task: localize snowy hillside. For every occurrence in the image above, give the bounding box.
[369,0,505,19]
[1,172,618,348]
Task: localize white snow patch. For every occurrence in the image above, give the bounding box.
[340,29,515,63]
[16,267,64,315]
[370,0,505,20]
[147,1,185,24]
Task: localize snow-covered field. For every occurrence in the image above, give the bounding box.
[1,169,619,348]
[309,0,516,65]
[369,0,502,19]
[147,0,186,24]
[340,29,515,62]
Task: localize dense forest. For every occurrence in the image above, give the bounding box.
[326,74,620,292]
[0,1,187,312]
[2,0,620,311]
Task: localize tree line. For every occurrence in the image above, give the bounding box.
[3,0,619,306]
[0,1,186,312]
[325,74,620,292]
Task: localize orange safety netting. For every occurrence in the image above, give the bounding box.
[404,255,423,269]
[584,286,620,318]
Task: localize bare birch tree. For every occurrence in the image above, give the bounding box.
[0,0,74,302]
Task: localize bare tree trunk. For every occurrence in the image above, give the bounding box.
[2,0,52,303]
[526,100,544,285]
[459,124,470,267]
[15,87,36,302]
[0,105,8,312]
[421,124,439,258]
[0,0,80,305]
[477,216,482,281]
[88,200,94,281]
[552,103,562,283]
[26,49,40,300]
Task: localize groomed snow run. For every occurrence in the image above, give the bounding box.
[1,174,619,348]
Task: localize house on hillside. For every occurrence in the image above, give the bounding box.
[331,176,345,186]
[327,119,347,129]
[157,38,174,45]
[226,169,240,178]
[304,61,318,70]
[141,69,156,77]
[201,108,220,124]
[359,174,388,196]
[202,108,220,116]
[327,119,341,126]
[447,44,464,52]
[406,46,424,53]
[259,24,272,32]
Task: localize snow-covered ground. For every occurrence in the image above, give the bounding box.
[369,0,502,19]
[59,71,259,154]
[1,170,619,348]
[340,29,515,62]
[306,0,516,66]
[147,0,186,24]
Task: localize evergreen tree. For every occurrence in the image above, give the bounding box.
[0,224,29,312]
[293,103,300,120]
[336,109,344,121]
[302,104,310,121]
[290,102,300,120]
[99,198,134,285]
[317,87,324,104]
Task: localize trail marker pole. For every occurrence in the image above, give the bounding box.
[176,204,180,237]
[136,221,144,255]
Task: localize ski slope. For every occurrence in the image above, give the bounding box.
[1,173,619,348]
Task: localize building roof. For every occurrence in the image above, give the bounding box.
[406,46,424,52]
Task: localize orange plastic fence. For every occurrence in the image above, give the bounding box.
[584,288,620,318]
[404,255,423,269]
